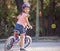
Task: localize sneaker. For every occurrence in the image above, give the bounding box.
[20,48,27,51]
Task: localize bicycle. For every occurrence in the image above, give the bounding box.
[4,27,32,51]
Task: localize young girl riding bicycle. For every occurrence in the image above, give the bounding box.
[13,2,32,51]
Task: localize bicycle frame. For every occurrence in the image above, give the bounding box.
[4,26,32,51]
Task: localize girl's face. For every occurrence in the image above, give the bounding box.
[23,7,30,14]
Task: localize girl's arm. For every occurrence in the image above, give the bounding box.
[17,14,21,19]
[26,17,32,29]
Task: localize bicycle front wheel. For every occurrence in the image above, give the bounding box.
[24,35,32,48]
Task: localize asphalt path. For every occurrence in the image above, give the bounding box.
[0,41,60,51]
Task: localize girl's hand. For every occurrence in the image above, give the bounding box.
[29,25,32,29]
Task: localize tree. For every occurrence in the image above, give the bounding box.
[15,0,23,13]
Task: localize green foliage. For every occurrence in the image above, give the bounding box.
[0,0,18,38]
[43,0,50,7]
[55,6,60,17]
[0,0,60,38]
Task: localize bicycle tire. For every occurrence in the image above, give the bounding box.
[4,36,15,51]
[24,35,32,48]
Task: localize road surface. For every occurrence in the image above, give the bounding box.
[0,41,60,51]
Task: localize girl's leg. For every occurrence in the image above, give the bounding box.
[14,31,19,40]
[20,33,25,49]
[14,32,18,37]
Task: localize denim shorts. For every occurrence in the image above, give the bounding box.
[14,24,25,34]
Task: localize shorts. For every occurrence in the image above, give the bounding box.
[14,23,25,34]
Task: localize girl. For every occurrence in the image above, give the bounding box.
[14,2,32,51]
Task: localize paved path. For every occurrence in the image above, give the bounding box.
[0,41,60,51]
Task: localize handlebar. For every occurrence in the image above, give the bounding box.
[25,26,32,30]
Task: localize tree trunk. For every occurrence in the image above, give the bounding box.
[15,0,24,14]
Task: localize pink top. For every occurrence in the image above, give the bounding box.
[17,13,28,27]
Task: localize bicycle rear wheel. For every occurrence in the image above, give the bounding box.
[4,36,15,51]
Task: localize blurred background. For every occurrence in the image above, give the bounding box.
[0,0,60,40]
